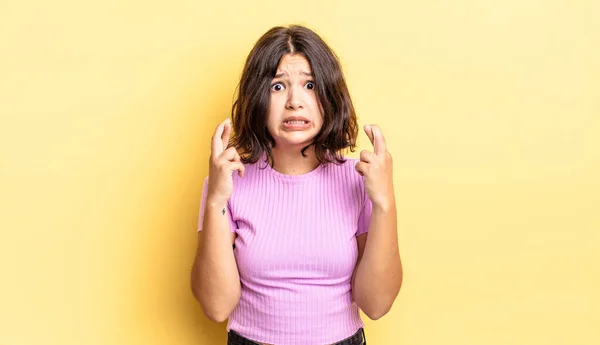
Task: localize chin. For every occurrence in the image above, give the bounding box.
[275,135,317,149]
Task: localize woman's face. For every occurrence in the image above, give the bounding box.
[266,53,323,150]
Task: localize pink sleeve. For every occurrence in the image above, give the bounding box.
[198,177,237,233]
[356,178,372,236]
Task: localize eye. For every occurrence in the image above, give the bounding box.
[271,83,284,91]
[305,81,315,90]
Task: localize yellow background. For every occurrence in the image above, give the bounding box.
[1,0,599,344]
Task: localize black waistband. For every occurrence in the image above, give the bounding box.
[227,328,366,345]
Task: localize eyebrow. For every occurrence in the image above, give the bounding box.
[274,71,314,78]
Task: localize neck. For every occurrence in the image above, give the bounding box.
[270,145,320,175]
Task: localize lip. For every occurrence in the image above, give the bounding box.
[282,116,311,131]
[283,116,310,123]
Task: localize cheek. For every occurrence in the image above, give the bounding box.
[266,118,277,134]
[268,97,285,118]
[266,103,278,125]
[314,106,324,129]
[314,120,324,132]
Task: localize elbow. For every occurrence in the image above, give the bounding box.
[191,285,239,323]
[203,309,230,323]
[365,310,387,321]
[361,302,392,320]
[356,276,403,321]
[355,293,394,320]
[193,289,233,323]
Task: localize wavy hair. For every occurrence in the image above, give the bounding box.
[229,25,358,166]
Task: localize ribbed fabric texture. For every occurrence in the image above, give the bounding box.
[198,155,373,345]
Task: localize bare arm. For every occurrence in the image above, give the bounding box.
[190,118,245,322]
[191,202,240,322]
[352,202,402,320]
[352,124,403,320]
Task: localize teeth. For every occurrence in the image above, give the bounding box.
[285,120,307,124]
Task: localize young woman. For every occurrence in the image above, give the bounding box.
[191,25,403,345]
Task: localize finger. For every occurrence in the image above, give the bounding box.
[364,125,374,147]
[360,150,375,163]
[229,161,245,178]
[222,146,240,162]
[355,161,367,176]
[211,118,230,155]
[372,125,387,156]
[221,120,232,150]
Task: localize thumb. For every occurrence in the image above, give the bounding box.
[355,161,366,176]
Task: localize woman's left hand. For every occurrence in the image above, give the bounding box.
[355,124,395,209]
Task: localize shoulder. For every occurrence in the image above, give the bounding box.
[322,156,365,187]
[237,159,266,177]
[229,159,268,188]
[323,156,360,177]
[320,157,369,205]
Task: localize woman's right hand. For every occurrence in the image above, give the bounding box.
[206,118,245,205]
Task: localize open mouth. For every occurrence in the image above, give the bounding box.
[282,119,311,130]
[284,120,309,125]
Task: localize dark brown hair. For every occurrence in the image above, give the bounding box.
[229,25,358,166]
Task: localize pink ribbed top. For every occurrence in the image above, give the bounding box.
[198,155,372,345]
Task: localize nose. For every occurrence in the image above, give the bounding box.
[285,86,303,110]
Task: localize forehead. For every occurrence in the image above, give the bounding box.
[276,54,312,73]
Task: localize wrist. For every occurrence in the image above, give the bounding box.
[206,195,227,208]
[372,195,396,213]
